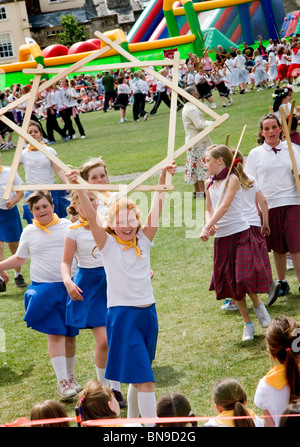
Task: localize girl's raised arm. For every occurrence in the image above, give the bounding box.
[143,162,176,242]
[65,171,107,250]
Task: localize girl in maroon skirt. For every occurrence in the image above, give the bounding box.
[200,145,271,342]
[245,113,300,298]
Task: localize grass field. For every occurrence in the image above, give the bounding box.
[0,86,300,426]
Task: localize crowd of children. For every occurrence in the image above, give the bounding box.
[1,36,300,429]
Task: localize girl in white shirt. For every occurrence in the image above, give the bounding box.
[254,315,300,426]
[113,76,131,124]
[58,78,85,139]
[66,162,176,425]
[244,113,300,297]
[205,378,264,427]
[276,46,291,86]
[200,145,271,342]
[19,120,69,224]
[0,191,79,401]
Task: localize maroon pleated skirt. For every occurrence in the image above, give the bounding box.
[266,205,300,254]
[209,228,272,301]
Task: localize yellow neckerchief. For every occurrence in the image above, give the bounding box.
[70,215,89,229]
[32,213,60,234]
[27,141,46,152]
[263,364,288,390]
[0,166,3,173]
[112,233,141,258]
[216,408,257,427]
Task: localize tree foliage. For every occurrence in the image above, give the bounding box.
[57,14,89,47]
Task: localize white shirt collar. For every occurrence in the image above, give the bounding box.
[263,141,283,151]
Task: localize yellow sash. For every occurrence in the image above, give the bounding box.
[27,141,46,152]
[263,364,287,390]
[32,213,60,234]
[70,215,89,229]
[216,408,257,427]
[112,234,141,258]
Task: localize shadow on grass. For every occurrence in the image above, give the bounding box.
[152,365,184,388]
[234,334,265,350]
[0,364,34,387]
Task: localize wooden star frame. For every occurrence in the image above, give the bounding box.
[1,31,229,206]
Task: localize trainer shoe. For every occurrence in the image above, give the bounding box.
[144,113,148,121]
[254,302,271,328]
[71,134,77,139]
[211,103,217,109]
[64,135,70,142]
[278,280,290,297]
[57,379,77,401]
[112,389,127,409]
[266,280,281,307]
[0,278,6,292]
[68,374,82,393]
[221,299,238,310]
[242,322,255,341]
[14,274,27,288]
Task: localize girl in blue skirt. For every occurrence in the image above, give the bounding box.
[61,191,122,397]
[0,190,79,401]
[66,162,176,425]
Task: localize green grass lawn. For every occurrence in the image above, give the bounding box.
[0,86,300,425]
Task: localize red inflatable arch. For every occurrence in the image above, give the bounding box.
[42,44,69,58]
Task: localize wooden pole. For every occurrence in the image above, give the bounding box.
[2,65,42,200]
[214,124,247,210]
[280,108,300,199]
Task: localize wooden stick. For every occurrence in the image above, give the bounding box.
[288,99,296,131]
[111,114,229,203]
[280,108,300,199]
[2,65,42,200]
[0,114,110,205]
[0,42,121,118]
[94,31,221,120]
[10,184,174,192]
[225,134,230,146]
[214,124,247,210]
[22,59,186,75]
[269,106,274,114]
[165,50,180,185]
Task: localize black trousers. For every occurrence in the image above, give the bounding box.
[150,90,170,115]
[103,90,117,112]
[46,108,66,141]
[133,93,147,120]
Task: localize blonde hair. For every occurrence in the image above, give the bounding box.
[79,157,109,182]
[76,379,117,421]
[206,145,253,190]
[212,378,255,428]
[105,198,141,234]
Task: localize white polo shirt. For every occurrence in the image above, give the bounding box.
[20,146,57,185]
[244,141,300,209]
[100,229,154,308]
[65,225,103,268]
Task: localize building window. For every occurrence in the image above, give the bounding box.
[0,33,14,59]
[0,7,7,20]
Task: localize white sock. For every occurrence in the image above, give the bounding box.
[51,356,68,384]
[66,356,75,377]
[110,380,120,391]
[138,391,156,427]
[127,384,139,418]
[95,366,109,386]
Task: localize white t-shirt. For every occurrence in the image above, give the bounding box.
[0,167,23,209]
[20,146,57,184]
[291,48,300,64]
[240,175,261,227]
[208,178,249,237]
[100,229,154,308]
[65,224,103,268]
[244,141,300,209]
[254,378,290,427]
[16,218,76,283]
[204,413,264,427]
[117,83,131,95]
[58,87,78,108]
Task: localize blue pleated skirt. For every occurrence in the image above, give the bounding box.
[0,206,23,242]
[105,304,158,384]
[24,281,79,336]
[66,266,107,329]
